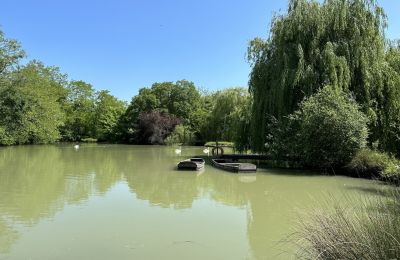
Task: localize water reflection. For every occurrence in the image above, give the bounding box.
[0,145,121,223]
[0,145,384,259]
[0,219,18,254]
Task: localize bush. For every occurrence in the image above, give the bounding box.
[0,127,14,145]
[347,149,400,179]
[295,189,400,259]
[274,86,369,168]
[165,124,196,145]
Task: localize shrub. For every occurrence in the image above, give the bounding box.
[347,149,400,179]
[165,124,196,145]
[0,127,14,145]
[274,86,369,168]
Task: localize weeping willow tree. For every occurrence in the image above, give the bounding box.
[248,0,400,155]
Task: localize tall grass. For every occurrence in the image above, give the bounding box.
[294,188,400,259]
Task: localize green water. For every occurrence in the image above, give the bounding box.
[0,144,384,259]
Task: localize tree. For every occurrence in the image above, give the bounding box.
[93,90,126,141]
[232,97,252,153]
[0,27,133,145]
[382,42,400,155]
[119,88,158,141]
[248,0,400,155]
[125,80,200,122]
[60,80,96,141]
[119,80,201,143]
[0,30,25,76]
[0,86,29,144]
[200,88,250,143]
[135,111,181,144]
[0,61,66,144]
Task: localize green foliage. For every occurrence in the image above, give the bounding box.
[94,90,126,141]
[60,80,96,141]
[0,28,130,145]
[119,85,251,146]
[0,86,26,145]
[249,0,400,156]
[0,61,66,144]
[0,30,25,75]
[0,27,255,148]
[296,189,400,259]
[60,84,125,142]
[120,80,201,143]
[347,149,400,178]
[381,42,400,155]
[199,88,250,144]
[125,80,200,122]
[119,80,207,144]
[273,86,368,168]
[231,96,252,153]
[165,124,196,145]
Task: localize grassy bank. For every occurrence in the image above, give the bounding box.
[346,149,400,181]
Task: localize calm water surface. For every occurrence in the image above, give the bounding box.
[0,144,384,259]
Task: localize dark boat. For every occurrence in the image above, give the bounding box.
[211,158,257,173]
[178,158,205,170]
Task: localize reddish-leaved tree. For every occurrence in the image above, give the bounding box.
[136,111,181,144]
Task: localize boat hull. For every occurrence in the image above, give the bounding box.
[177,158,205,170]
[211,159,257,173]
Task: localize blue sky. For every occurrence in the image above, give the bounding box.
[0,0,399,101]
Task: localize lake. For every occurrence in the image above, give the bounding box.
[0,144,384,259]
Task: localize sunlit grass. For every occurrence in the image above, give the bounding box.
[294,187,400,259]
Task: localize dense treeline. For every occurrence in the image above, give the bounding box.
[247,0,400,158]
[1,0,399,165]
[0,54,127,144]
[0,29,130,144]
[0,29,249,146]
[118,83,250,145]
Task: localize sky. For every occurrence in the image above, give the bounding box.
[0,0,399,101]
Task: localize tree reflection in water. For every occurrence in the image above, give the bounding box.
[0,145,380,259]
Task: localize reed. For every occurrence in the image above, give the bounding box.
[295,188,400,259]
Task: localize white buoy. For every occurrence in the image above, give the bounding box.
[175,147,181,155]
[74,144,80,150]
[203,148,209,155]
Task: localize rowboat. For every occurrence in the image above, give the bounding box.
[211,158,257,173]
[177,158,205,170]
